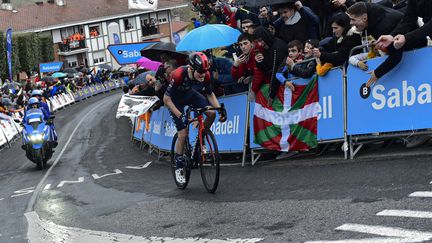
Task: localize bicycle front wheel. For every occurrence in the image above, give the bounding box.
[170,133,191,189]
[199,129,220,193]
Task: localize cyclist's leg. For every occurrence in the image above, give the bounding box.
[175,128,188,162]
[168,100,188,169]
[189,90,216,129]
[203,110,216,129]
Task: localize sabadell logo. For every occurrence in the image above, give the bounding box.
[117,50,141,58]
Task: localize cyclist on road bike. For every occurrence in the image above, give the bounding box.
[163,52,227,184]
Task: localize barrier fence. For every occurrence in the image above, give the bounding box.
[0,79,125,149]
[131,46,432,165]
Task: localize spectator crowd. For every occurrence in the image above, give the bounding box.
[0,64,121,118]
[124,0,432,150]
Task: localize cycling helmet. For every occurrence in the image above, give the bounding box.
[188,52,210,73]
[31,89,43,97]
[28,97,40,106]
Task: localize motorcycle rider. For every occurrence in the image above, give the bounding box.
[30,90,51,114]
[25,97,58,147]
[26,97,49,120]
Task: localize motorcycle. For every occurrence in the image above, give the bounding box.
[17,108,56,169]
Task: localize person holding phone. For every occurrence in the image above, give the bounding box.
[231,33,256,88]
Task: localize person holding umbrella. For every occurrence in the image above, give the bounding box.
[163,52,227,184]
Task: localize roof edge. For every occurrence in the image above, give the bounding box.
[17,3,189,33]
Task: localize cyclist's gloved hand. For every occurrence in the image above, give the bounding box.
[218,107,227,122]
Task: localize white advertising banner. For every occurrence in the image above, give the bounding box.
[0,118,18,141]
[128,0,158,10]
[116,94,159,119]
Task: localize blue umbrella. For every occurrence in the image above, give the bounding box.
[51,72,66,78]
[176,24,241,52]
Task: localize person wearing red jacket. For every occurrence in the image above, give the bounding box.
[231,33,256,91]
[222,3,238,28]
[231,33,264,96]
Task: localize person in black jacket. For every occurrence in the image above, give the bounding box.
[273,2,309,44]
[306,0,356,38]
[253,26,287,103]
[347,2,403,40]
[378,0,408,14]
[312,13,362,67]
[367,0,432,87]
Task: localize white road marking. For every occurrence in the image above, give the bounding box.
[92,169,123,180]
[409,191,432,198]
[26,101,106,212]
[0,198,4,201]
[335,224,432,242]
[25,211,263,243]
[377,210,432,219]
[305,237,406,243]
[11,187,35,198]
[43,184,51,190]
[57,177,84,188]
[125,161,152,169]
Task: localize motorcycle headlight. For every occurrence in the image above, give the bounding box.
[30,134,44,142]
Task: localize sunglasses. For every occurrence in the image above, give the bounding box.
[194,69,207,74]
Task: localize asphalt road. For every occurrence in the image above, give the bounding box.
[1,91,432,242]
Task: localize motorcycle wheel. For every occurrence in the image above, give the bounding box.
[34,149,44,170]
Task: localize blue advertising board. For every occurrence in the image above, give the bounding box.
[316,69,344,140]
[81,87,91,98]
[105,81,116,90]
[88,85,96,95]
[347,47,432,135]
[143,118,152,143]
[161,108,177,151]
[149,108,167,150]
[210,93,248,152]
[133,117,145,141]
[39,62,63,73]
[107,42,157,65]
[94,83,104,94]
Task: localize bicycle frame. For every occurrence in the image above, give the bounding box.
[186,107,218,164]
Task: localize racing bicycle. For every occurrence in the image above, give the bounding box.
[170,104,225,193]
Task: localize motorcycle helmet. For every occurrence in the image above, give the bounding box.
[31,89,43,97]
[28,97,40,108]
[188,52,210,73]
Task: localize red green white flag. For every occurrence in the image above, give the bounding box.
[253,75,319,151]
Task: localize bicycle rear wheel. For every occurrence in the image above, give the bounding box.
[199,129,220,193]
[170,133,192,189]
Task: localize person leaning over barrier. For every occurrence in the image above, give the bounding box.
[347,2,403,41]
[312,13,362,73]
[368,0,432,88]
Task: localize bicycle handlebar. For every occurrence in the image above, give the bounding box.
[187,103,225,114]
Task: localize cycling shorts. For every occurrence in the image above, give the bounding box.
[170,89,210,131]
